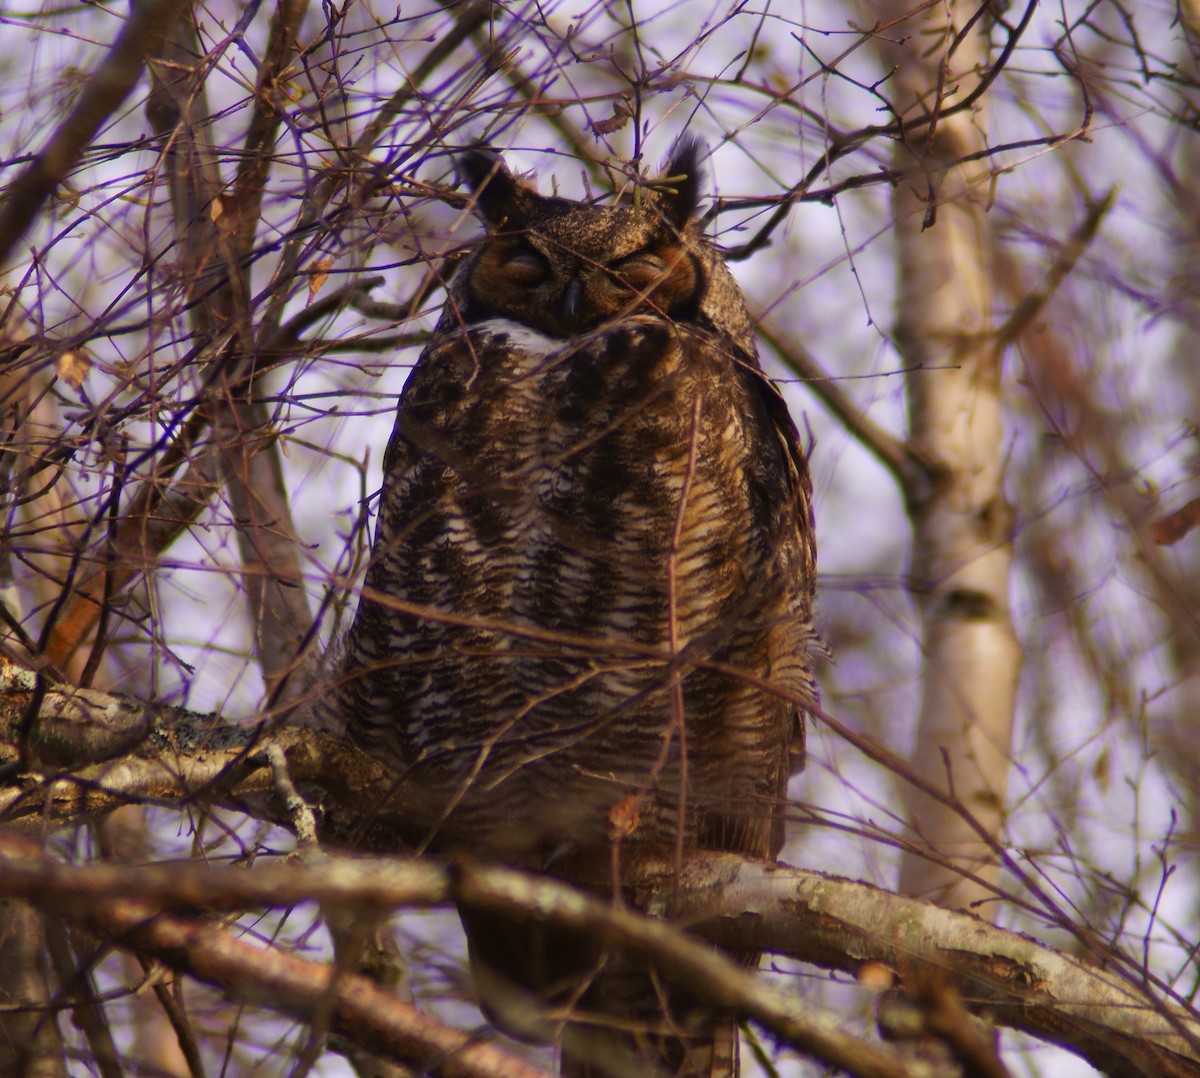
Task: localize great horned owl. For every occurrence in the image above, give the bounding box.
[331,139,818,1077]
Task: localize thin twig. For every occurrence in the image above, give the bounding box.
[0,0,189,270]
[756,321,931,500]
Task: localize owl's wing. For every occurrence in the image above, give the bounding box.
[733,354,820,780]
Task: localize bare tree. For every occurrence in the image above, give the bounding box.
[2,1,1199,1075]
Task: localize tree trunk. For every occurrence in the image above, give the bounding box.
[873,1,1022,911]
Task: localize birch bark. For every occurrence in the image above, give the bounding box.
[870,2,1022,910]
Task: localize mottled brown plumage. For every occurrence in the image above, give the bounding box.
[329,140,818,1076]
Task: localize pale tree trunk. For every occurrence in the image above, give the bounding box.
[870,2,1022,911]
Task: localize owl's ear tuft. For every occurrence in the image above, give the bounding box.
[654,136,706,229]
[456,148,535,229]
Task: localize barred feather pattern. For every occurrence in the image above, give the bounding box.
[345,316,815,854]
[325,143,819,1078]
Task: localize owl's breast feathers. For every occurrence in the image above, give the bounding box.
[345,316,817,866]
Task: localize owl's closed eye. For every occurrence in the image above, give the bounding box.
[453,145,709,338]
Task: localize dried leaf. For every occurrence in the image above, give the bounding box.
[56,349,91,389]
[607,792,641,838]
[307,257,333,303]
[591,102,631,136]
[1092,745,1110,795]
[1152,496,1200,546]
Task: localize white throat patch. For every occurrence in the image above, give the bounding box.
[473,318,563,359]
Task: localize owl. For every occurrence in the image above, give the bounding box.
[330,139,818,1077]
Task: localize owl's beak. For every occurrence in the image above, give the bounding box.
[560,278,584,321]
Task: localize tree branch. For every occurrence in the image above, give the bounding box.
[0,0,190,270]
[2,658,1197,1076]
[1,847,546,1078]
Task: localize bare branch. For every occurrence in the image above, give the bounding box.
[3,657,1198,1076]
[0,0,189,270]
[12,860,547,1077]
[0,827,1196,1078]
[757,320,930,499]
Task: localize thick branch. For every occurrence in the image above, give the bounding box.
[0,656,385,829]
[4,662,1199,1075]
[0,840,950,1078]
[632,855,1200,1078]
[12,862,545,1078]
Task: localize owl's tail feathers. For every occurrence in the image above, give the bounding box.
[460,907,740,1078]
[557,959,740,1078]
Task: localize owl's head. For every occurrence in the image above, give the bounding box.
[443,139,755,354]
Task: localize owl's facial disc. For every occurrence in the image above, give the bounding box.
[467,229,703,337]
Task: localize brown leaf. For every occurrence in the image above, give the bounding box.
[607,793,641,838]
[307,257,333,303]
[1152,496,1200,545]
[56,348,91,389]
[591,102,631,136]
